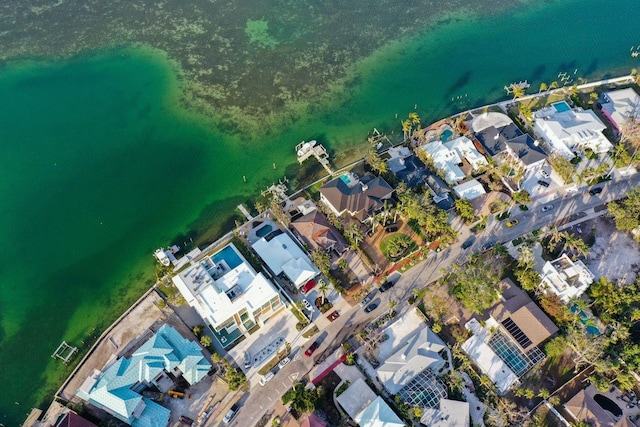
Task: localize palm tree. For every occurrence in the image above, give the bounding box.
[401,120,412,141]
[346,223,364,248]
[318,281,330,305]
[539,82,548,93]
[388,299,398,316]
[379,200,394,227]
[546,225,563,251]
[562,233,589,260]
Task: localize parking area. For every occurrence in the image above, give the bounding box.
[522,166,562,202]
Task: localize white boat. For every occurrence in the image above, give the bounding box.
[296,140,317,157]
[153,248,171,266]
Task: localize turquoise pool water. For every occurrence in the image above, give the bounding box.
[570,304,601,336]
[339,174,352,185]
[553,101,572,113]
[212,245,243,270]
[255,225,273,238]
[488,332,529,376]
[440,129,453,142]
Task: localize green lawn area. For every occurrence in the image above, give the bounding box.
[380,233,417,261]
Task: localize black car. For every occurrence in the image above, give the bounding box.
[461,237,475,249]
[589,187,603,196]
[482,241,496,250]
[379,281,395,292]
[385,226,398,233]
[364,303,378,313]
[537,180,550,187]
[179,416,195,426]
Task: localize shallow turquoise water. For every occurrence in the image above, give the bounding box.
[1,0,639,423]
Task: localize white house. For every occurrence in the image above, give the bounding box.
[600,87,640,134]
[336,378,404,427]
[420,399,470,427]
[533,101,612,157]
[421,136,488,184]
[172,243,284,348]
[446,136,488,170]
[252,232,319,288]
[453,179,486,201]
[540,253,595,303]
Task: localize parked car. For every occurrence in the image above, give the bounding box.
[302,299,314,313]
[243,352,251,369]
[537,180,550,187]
[589,186,603,196]
[379,281,395,292]
[179,416,195,426]
[482,241,496,250]
[461,237,475,249]
[277,357,291,369]
[359,294,373,307]
[259,371,275,386]
[300,279,317,294]
[385,226,398,233]
[327,311,340,321]
[506,219,519,228]
[541,204,554,212]
[305,341,320,357]
[364,303,378,313]
[223,404,239,424]
[540,169,550,178]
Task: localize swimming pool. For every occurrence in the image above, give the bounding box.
[339,174,352,185]
[553,101,571,113]
[212,245,243,270]
[488,332,529,376]
[440,129,453,142]
[570,304,601,336]
[255,224,273,238]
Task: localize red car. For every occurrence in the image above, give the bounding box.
[300,279,316,294]
[327,311,340,322]
[305,341,320,357]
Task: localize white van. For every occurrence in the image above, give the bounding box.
[259,371,275,386]
[277,357,291,369]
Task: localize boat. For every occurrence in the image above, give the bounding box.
[153,248,171,266]
[296,140,317,157]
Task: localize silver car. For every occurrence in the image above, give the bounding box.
[541,204,554,212]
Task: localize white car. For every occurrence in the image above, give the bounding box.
[259,371,275,386]
[277,357,291,369]
[302,299,314,312]
[541,169,550,178]
[541,204,554,212]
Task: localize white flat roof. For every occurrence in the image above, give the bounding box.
[462,334,519,395]
[172,243,279,327]
[354,396,405,427]
[336,378,377,421]
[420,399,470,427]
[252,233,319,287]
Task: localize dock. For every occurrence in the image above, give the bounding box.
[296,140,334,175]
[237,204,253,221]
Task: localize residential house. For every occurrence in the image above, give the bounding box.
[420,136,488,185]
[600,87,640,135]
[252,231,320,287]
[52,411,98,427]
[172,243,284,348]
[452,178,486,201]
[300,414,328,427]
[76,324,211,427]
[462,279,558,394]
[472,112,547,180]
[376,311,450,408]
[420,399,470,427]
[540,253,595,303]
[425,174,454,211]
[290,208,348,254]
[319,173,393,222]
[336,378,404,427]
[564,386,637,427]
[533,101,612,157]
[387,146,413,174]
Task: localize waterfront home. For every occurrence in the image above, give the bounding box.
[252,231,320,288]
[452,178,486,201]
[462,279,558,394]
[533,101,612,157]
[599,87,640,135]
[420,136,488,184]
[420,398,470,427]
[387,145,412,174]
[172,243,284,348]
[76,324,210,427]
[53,411,98,427]
[375,311,450,408]
[319,172,393,222]
[336,378,404,427]
[540,253,595,303]
[290,208,348,254]
[472,112,547,177]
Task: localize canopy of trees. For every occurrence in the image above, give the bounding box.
[444,253,500,314]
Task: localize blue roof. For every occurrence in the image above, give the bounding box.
[78,324,211,426]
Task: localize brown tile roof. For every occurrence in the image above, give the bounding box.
[490,279,559,351]
[319,175,393,219]
[291,210,348,253]
[54,412,98,427]
[565,389,633,427]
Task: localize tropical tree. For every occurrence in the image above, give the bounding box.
[539,82,548,92]
[365,149,388,175]
[566,326,605,372]
[560,232,589,260]
[546,225,564,252]
[512,190,531,205]
[608,187,640,232]
[444,254,500,314]
[310,249,331,276]
[548,154,576,184]
[388,299,398,316]
[401,120,412,141]
[345,223,364,248]
[200,335,212,348]
[318,280,330,304]
[455,198,475,223]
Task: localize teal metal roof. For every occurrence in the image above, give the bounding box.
[77,324,211,426]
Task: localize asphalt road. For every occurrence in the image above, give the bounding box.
[223,172,640,427]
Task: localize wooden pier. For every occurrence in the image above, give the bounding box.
[296,141,334,175]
